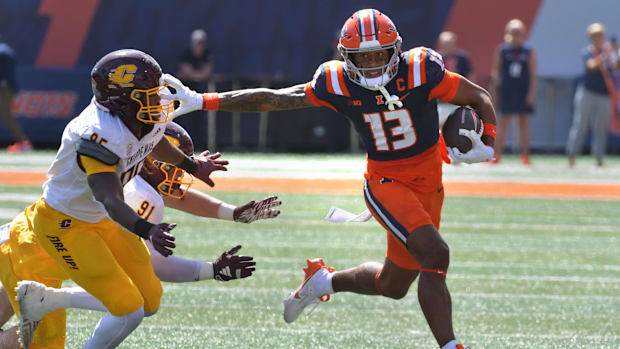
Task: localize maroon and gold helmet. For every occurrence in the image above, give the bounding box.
[140,122,194,199]
[91,49,173,124]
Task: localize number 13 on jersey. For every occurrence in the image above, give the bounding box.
[363,109,417,151]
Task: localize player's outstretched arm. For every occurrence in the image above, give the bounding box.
[217,84,314,112]
[163,188,281,223]
[162,74,314,116]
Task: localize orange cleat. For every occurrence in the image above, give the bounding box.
[282,258,334,323]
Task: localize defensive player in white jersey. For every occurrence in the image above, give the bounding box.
[0,123,280,348]
[10,49,229,349]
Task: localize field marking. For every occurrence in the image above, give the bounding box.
[1,170,620,198]
[0,208,20,219]
[0,193,41,202]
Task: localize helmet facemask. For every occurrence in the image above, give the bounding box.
[130,82,174,124]
[155,161,193,199]
[339,36,402,90]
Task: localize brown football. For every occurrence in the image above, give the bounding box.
[442,107,482,153]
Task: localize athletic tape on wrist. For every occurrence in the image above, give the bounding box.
[217,203,235,221]
[483,123,497,141]
[178,155,198,173]
[202,93,219,110]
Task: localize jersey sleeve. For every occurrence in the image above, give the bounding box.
[424,48,461,102]
[79,155,117,176]
[305,61,349,112]
[76,138,120,165]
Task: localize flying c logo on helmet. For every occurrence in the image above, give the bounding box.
[108,64,138,88]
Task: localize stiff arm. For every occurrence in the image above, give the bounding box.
[217,84,314,112]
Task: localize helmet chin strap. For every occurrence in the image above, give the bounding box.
[376,85,403,111]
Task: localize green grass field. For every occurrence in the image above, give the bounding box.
[1,180,620,348]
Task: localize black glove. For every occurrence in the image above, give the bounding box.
[213,245,256,281]
[149,223,176,257]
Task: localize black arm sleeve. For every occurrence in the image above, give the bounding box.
[76,138,120,165]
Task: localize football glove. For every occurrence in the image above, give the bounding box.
[161,74,203,119]
[148,223,176,257]
[213,245,256,281]
[191,150,229,187]
[447,129,495,164]
[234,196,282,223]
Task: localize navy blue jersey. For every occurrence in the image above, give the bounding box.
[305,47,461,162]
[499,43,531,92]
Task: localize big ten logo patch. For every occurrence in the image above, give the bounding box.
[108,64,138,88]
[59,219,72,229]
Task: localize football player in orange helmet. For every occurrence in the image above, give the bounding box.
[165,9,496,349]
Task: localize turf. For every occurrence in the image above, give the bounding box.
[1,185,619,348]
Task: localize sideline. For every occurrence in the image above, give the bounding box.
[1,171,619,199]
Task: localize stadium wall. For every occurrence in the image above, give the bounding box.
[1,0,620,152]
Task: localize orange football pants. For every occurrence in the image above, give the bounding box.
[363,174,444,270]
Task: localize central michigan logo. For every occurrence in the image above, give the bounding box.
[108,64,137,88]
[59,219,72,229]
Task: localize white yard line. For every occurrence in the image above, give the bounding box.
[0,208,19,219]
[0,193,41,202]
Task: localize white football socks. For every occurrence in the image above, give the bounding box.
[37,286,107,313]
[83,307,144,349]
[67,287,107,312]
[313,268,334,297]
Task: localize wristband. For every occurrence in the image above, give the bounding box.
[178,155,198,173]
[217,203,235,221]
[134,218,154,240]
[483,122,497,141]
[202,93,220,110]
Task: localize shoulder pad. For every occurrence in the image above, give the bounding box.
[313,61,350,97]
[76,138,120,165]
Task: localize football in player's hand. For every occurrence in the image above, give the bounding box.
[442,107,482,153]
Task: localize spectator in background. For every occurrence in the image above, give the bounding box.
[567,23,619,168]
[436,31,474,128]
[437,31,473,80]
[175,29,214,149]
[0,36,31,153]
[490,19,537,165]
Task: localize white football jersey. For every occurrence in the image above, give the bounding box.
[43,102,166,223]
[123,175,165,225]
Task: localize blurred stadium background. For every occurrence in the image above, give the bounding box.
[1,0,620,348]
[2,0,620,153]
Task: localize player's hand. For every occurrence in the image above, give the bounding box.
[213,245,256,281]
[447,129,495,164]
[191,150,229,187]
[234,196,282,223]
[149,223,176,257]
[161,74,203,118]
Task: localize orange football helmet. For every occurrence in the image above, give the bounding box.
[338,9,402,89]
